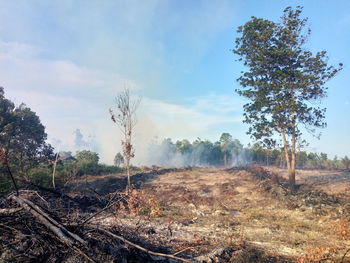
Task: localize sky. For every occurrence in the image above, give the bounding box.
[0,0,349,164]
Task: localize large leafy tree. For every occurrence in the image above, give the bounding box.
[233,6,342,189]
[0,87,53,192]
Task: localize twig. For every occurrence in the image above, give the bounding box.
[87,186,103,197]
[35,191,50,208]
[19,179,79,203]
[341,248,350,263]
[173,247,195,256]
[97,228,194,263]
[0,223,21,233]
[80,200,119,226]
[72,246,96,263]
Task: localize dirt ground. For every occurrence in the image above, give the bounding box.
[2,167,350,262]
[83,167,350,262]
[266,166,350,197]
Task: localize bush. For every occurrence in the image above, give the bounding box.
[27,166,52,188]
[76,161,100,176]
[0,173,12,196]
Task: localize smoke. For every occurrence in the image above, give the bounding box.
[73,128,100,153]
[147,139,186,167]
[230,149,252,166]
[144,138,252,168]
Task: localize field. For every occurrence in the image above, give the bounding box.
[74,166,350,262]
[2,166,350,262]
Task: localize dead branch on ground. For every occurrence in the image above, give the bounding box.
[95,227,194,263]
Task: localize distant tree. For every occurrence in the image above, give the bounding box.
[161,138,176,162]
[250,143,265,164]
[75,150,100,176]
[342,156,350,170]
[192,138,215,166]
[109,88,140,191]
[231,139,243,154]
[233,6,342,189]
[114,152,124,167]
[75,150,99,164]
[0,87,53,193]
[219,133,234,167]
[175,139,192,155]
[296,151,308,168]
[332,156,340,169]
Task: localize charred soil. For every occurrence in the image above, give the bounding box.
[1,167,350,262]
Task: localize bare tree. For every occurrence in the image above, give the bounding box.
[109,88,140,191]
[52,152,59,189]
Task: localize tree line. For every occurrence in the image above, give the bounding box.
[151,134,350,170]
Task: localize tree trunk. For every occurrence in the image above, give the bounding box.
[289,112,296,190]
[4,158,19,195]
[289,142,296,190]
[281,128,291,171]
[281,127,295,190]
[266,154,269,166]
[126,158,131,192]
[224,152,227,167]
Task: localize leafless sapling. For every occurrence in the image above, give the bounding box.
[109,88,140,191]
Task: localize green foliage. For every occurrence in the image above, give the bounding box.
[219,133,244,166]
[58,151,123,177]
[153,134,348,170]
[175,139,192,154]
[75,150,99,164]
[0,87,53,193]
[0,173,12,196]
[74,150,100,175]
[27,165,53,188]
[233,6,342,145]
[342,156,350,170]
[233,6,342,188]
[99,164,123,174]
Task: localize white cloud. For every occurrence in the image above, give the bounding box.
[0,41,135,99]
[139,97,242,138]
[190,93,244,114]
[0,40,243,164]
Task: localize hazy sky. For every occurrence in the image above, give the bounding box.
[0,0,349,164]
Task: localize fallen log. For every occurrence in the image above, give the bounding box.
[8,194,97,262]
[9,194,86,246]
[10,194,76,246]
[5,193,194,262]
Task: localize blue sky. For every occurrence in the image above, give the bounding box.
[0,0,349,164]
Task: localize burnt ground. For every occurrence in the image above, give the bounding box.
[2,167,350,262]
[266,166,350,197]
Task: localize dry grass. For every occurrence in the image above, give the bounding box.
[85,167,350,262]
[266,166,350,196]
